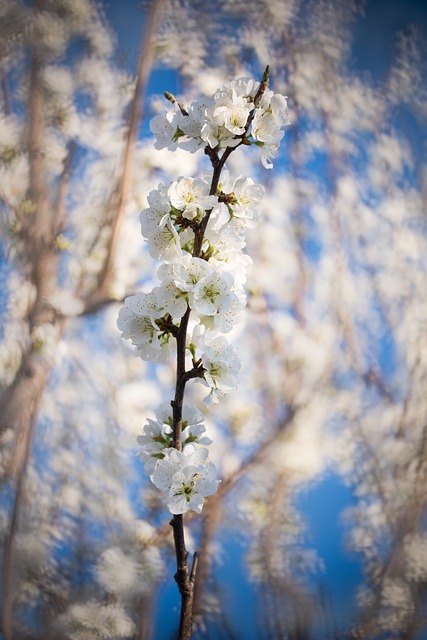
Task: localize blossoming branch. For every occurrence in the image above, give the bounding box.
[117,66,289,639]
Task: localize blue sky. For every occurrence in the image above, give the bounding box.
[103,0,427,78]
[352,0,427,79]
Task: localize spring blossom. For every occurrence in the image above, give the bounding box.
[118,73,289,513]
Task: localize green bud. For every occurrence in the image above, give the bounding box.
[261,65,270,86]
[164,91,176,103]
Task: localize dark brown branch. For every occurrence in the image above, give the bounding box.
[169,306,195,639]
[167,68,271,639]
[170,515,197,640]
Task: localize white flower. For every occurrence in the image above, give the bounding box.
[181,406,212,446]
[257,89,289,123]
[212,91,253,136]
[197,334,240,403]
[201,122,242,150]
[250,93,289,168]
[177,99,212,152]
[251,109,284,145]
[201,109,242,149]
[230,176,265,227]
[140,185,171,238]
[158,243,249,334]
[213,288,246,332]
[210,247,252,289]
[150,108,180,150]
[260,141,281,169]
[204,201,231,240]
[137,417,172,473]
[160,281,188,318]
[151,447,219,514]
[159,255,212,301]
[137,402,211,475]
[117,303,155,347]
[212,78,255,129]
[269,93,290,127]
[117,298,174,363]
[147,220,182,263]
[199,77,258,149]
[193,269,236,316]
[148,77,289,164]
[168,177,217,221]
[128,288,168,320]
[205,215,247,256]
[223,77,258,99]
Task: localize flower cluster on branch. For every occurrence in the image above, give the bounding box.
[151,76,289,168]
[118,70,289,516]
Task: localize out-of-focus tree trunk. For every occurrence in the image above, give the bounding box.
[0,2,166,636]
[1,47,61,640]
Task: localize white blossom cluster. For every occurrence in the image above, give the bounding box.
[136,401,211,475]
[58,601,135,640]
[135,394,220,516]
[117,75,289,515]
[150,76,289,168]
[117,171,261,373]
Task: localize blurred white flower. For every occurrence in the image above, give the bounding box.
[96,547,139,596]
[59,601,135,639]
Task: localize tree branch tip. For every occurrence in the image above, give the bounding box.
[164,91,175,102]
[164,91,188,116]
